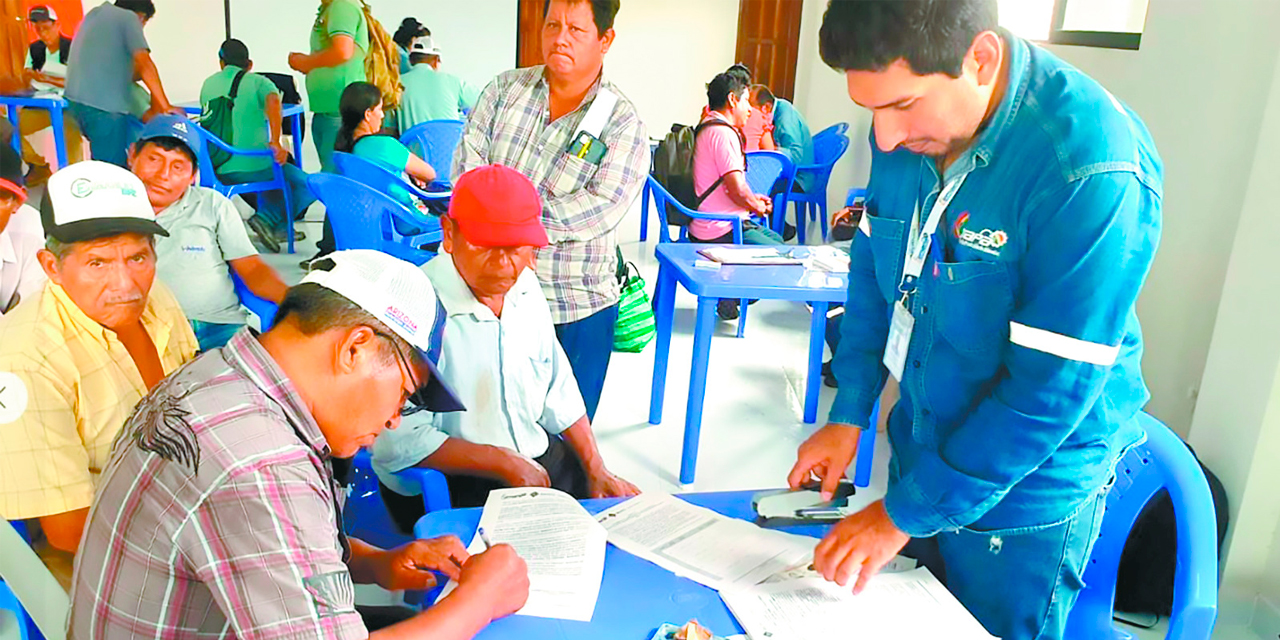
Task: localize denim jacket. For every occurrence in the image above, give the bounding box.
[829,32,1163,537]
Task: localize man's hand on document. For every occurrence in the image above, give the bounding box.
[788,423,863,500]
[378,536,471,590]
[498,450,553,488]
[586,468,641,499]
[814,500,910,595]
[457,544,532,620]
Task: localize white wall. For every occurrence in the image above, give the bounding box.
[605,0,739,138]
[1044,0,1280,434]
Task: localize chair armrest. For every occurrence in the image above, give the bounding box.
[392,467,452,514]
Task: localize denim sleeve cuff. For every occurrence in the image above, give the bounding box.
[827,387,877,429]
[883,474,953,538]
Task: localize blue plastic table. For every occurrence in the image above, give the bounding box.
[413,490,829,640]
[0,93,71,169]
[179,102,307,170]
[650,244,848,484]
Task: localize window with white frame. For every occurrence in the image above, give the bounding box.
[999,0,1149,50]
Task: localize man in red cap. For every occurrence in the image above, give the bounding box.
[372,164,639,527]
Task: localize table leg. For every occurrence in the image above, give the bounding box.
[290,113,304,170]
[51,105,68,169]
[648,264,676,425]
[680,296,718,485]
[804,301,829,424]
[6,107,20,157]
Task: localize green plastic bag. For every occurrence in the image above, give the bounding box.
[614,261,656,353]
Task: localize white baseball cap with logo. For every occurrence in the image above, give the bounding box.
[409,35,441,56]
[40,160,168,243]
[301,249,465,413]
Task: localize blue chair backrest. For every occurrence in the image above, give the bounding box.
[342,450,408,550]
[805,134,850,194]
[744,150,794,196]
[230,271,277,330]
[400,120,464,183]
[188,120,232,191]
[815,122,849,139]
[307,173,435,265]
[333,151,420,209]
[1065,412,1219,640]
[646,175,702,244]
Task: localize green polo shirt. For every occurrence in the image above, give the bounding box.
[200,66,282,175]
[395,64,478,132]
[306,0,368,116]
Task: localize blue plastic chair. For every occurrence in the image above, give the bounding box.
[786,134,850,244]
[399,120,464,188]
[744,150,796,233]
[1065,412,1219,640]
[306,173,440,266]
[343,450,451,548]
[0,581,31,640]
[230,271,278,330]
[639,140,660,242]
[0,519,58,640]
[189,121,301,254]
[333,151,451,214]
[814,122,849,139]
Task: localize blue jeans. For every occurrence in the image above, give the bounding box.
[190,320,242,352]
[554,304,619,422]
[67,101,134,168]
[218,164,318,233]
[313,114,342,255]
[902,489,1107,640]
[689,220,786,245]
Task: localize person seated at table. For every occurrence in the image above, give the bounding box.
[0,161,198,590]
[0,145,46,315]
[65,0,178,168]
[69,249,530,637]
[691,72,785,319]
[200,39,317,253]
[372,165,639,531]
[20,5,84,186]
[130,114,288,351]
[336,81,445,219]
[749,84,815,192]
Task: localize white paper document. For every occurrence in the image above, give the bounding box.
[436,488,607,621]
[721,568,997,640]
[595,493,815,591]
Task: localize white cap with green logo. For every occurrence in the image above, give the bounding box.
[39,161,168,243]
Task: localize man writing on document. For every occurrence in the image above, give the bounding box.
[788,2,1162,639]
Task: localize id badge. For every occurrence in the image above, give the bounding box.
[883,300,915,381]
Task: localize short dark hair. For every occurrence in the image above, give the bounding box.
[707,71,749,112]
[273,282,401,366]
[393,17,429,49]
[134,136,197,166]
[818,0,998,78]
[749,84,776,108]
[726,63,752,84]
[115,0,156,19]
[543,0,621,36]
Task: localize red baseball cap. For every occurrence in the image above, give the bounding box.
[447,164,548,248]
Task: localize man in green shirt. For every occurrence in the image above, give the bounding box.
[201,40,317,253]
[289,0,369,259]
[395,36,478,133]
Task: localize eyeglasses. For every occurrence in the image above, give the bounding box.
[372,330,432,417]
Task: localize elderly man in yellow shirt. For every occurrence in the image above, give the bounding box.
[0,161,198,590]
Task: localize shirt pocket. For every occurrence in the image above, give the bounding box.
[861,213,907,304]
[545,151,599,199]
[931,259,1013,357]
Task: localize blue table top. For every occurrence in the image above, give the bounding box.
[178,101,305,118]
[413,490,830,640]
[655,243,848,303]
[0,93,66,107]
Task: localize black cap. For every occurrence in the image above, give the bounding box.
[28,5,57,23]
[219,39,251,68]
[0,145,25,200]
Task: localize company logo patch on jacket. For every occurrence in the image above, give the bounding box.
[954,211,1008,257]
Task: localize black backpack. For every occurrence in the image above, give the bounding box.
[1114,440,1229,618]
[651,120,743,226]
[199,68,250,171]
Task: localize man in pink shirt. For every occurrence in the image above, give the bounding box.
[690,70,785,319]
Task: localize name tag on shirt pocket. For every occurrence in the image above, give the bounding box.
[932,260,1013,357]
[547,152,600,198]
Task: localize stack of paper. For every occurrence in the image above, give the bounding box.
[696,247,803,265]
[438,488,607,622]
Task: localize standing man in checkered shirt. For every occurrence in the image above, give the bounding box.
[455,0,648,422]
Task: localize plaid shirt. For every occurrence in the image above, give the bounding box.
[455,66,649,323]
[70,330,366,640]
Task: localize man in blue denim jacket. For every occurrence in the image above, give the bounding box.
[788,2,1162,638]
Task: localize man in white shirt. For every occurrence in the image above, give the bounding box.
[0,146,45,314]
[373,164,638,530]
[21,5,84,184]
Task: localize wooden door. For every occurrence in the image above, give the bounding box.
[517,0,544,68]
[734,0,804,100]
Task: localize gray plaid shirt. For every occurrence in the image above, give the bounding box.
[455,66,649,324]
